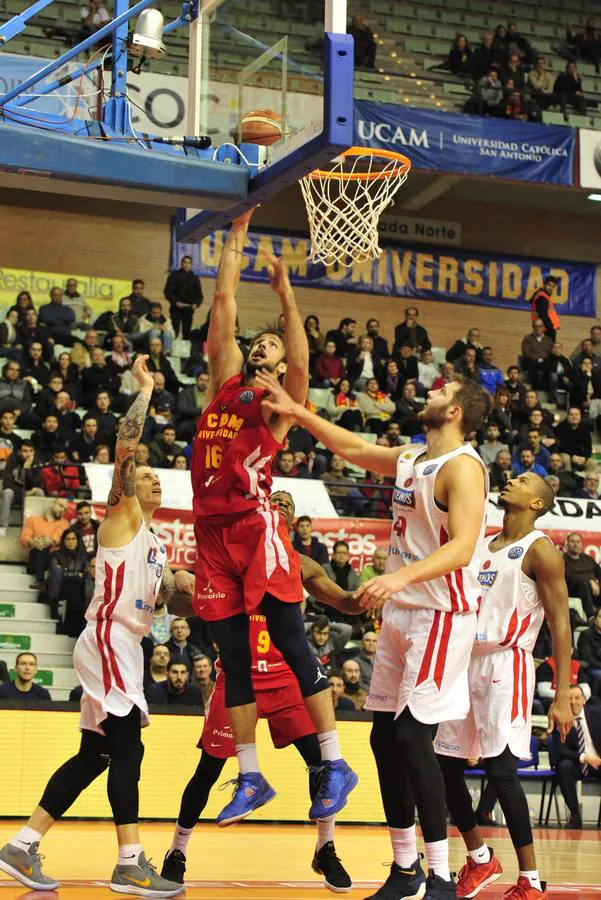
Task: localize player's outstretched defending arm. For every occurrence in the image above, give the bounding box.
[300,556,363,616]
[206,209,254,400]
[265,256,308,406]
[355,454,486,607]
[527,540,573,741]
[256,369,402,476]
[99,354,154,548]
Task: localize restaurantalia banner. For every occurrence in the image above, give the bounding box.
[353,100,575,186]
[172,228,597,317]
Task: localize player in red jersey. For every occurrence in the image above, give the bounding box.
[161,491,361,892]
[191,209,357,825]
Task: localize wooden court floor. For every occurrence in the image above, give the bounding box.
[0,821,600,899]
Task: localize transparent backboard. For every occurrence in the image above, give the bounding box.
[194,0,326,165]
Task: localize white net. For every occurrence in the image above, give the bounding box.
[299,148,411,268]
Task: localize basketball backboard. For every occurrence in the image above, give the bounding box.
[0,0,352,226]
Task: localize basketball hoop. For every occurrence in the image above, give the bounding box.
[300,147,411,268]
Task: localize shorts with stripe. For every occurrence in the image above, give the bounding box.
[435,648,535,761]
[193,509,303,621]
[73,622,148,736]
[365,603,477,724]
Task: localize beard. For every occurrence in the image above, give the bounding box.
[418,402,449,430]
[245,358,281,377]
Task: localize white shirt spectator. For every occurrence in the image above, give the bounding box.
[80,4,110,27]
[418,359,440,389]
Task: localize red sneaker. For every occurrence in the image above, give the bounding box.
[503,877,548,899]
[456,850,503,898]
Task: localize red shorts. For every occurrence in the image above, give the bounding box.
[193,509,303,621]
[199,672,315,759]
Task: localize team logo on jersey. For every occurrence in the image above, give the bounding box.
[219,404,228,412]
[508,546,524,559]
[478,566,498,587]
[135,598,153,614]
[240,390,254,404]
[394,480,415,508]
[423,464,437,475]
[196,581,226,601]
[147,547,164,580]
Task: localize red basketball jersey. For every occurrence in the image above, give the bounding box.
[191,373,283,520]
[249,612,296,688]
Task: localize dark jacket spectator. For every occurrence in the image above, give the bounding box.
[147,341,180,395]
[164,257,203,340]
[551,692,601,826]
[470,32,496,78]
[48,528,88,637]
[576,611,601,669]
[305,616,353,669]
[175,372,210,440]
[0,679,51,703]
[346,338,385,385]
[394,308,431,354]
[146,677,204,707]
[293,517,329,566]
[325,318,357,358]
[0,363,33,416]
[500,53,525,88]
[38,294,75,340]
[81,351,120,407]
[555,409,592,464]
[448,34,472,75]
[506,21,533,63]
[567,19,601,73]
[348,15,376,68]
[554,62,587,115]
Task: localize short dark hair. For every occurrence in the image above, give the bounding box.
[312,615,330,631]
[132,278,144,287]
[328,668,344,679]
[296,515,312,526]
[482,345,492,353]
[76,501,91,512]
[333,540,349,553]
[339,317,356,329]
[250,323,285,352]
[405,306,418,316]
[507,365,520,374]
[21,440,34,450]
[452,376,493,435]
[52,443,68,455]
[16,652,37,665]
[168,658,190,673]
[82,414,98,424]
[278,449,294,459]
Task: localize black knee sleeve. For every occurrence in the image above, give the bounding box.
[39,729,109,820]
[262,594,328,697]
[104,708,144,826]
[178,751,226,829]
[210,614,254,707]
[485,748,533,848]
[437,754,477,834]
[370,712,416,829]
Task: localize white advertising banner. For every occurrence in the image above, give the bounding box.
[83,466,338,518]
[578,128,601,190]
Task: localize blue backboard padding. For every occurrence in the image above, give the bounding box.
[0,120,249,202]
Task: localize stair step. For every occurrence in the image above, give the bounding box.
[0,564,27,575]
[0,632,74,653]
[0,619,58,635]
[0,588,41,603]
[0,602,52,620]
[0,538,28,563]
[0,650,75,668]
[0,573,33,590]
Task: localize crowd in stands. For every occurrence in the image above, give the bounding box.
[1,264,601,824]
[442,18,601,121]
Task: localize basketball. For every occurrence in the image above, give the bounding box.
[240,108,283,146]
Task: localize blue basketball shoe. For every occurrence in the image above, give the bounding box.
[216,773,276,826]
[309,759,359,820]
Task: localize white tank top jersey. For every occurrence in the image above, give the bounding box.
[387,443,488,613]
[472,529,548,656]
[85,522,167,641]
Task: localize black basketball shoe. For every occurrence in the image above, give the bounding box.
[160,849,187,884]
[312,841,352,893]
[365,856,426,899]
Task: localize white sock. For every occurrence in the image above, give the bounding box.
[316,816,335,851]
[468,843,491,865]
[169,824,194,856]
[235,743,259,774]
[317,731,341,762]
[10,826,43,853]
[425,839,451,882]
[118,843,143,866]
[389,825,418,869]
[520,870,543,892]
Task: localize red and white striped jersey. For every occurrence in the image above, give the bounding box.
[191,373,283,521]
[473,530,548,656]
[85,522,167,640]
[387,443,488,613]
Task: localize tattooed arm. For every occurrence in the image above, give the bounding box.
[99,355,155,548]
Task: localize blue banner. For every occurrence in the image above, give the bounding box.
[173,229,596,318]
[0,55,79,116]
[353,101,575,186]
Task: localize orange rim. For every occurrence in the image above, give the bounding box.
[305,146,412,182]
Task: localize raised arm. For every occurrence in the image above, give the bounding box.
[255,369,402,476]
[527,539,573,742]
[300,555,363,615]
[99,355,154,547]
[206,210,253,397]
[265,256,308,405]
[355,454,486,605]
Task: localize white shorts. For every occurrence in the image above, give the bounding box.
[365,604,477,724]
[434,648,535,761]
[73,622,149,735]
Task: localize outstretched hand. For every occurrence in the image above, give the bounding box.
[265,254,291,297]
[131,354,154,393]
[255,369,300,420]
[353,572,405,610]
[547,694,573,743]
[232,206,256,230]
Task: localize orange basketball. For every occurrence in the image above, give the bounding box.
[240,108,283,146]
